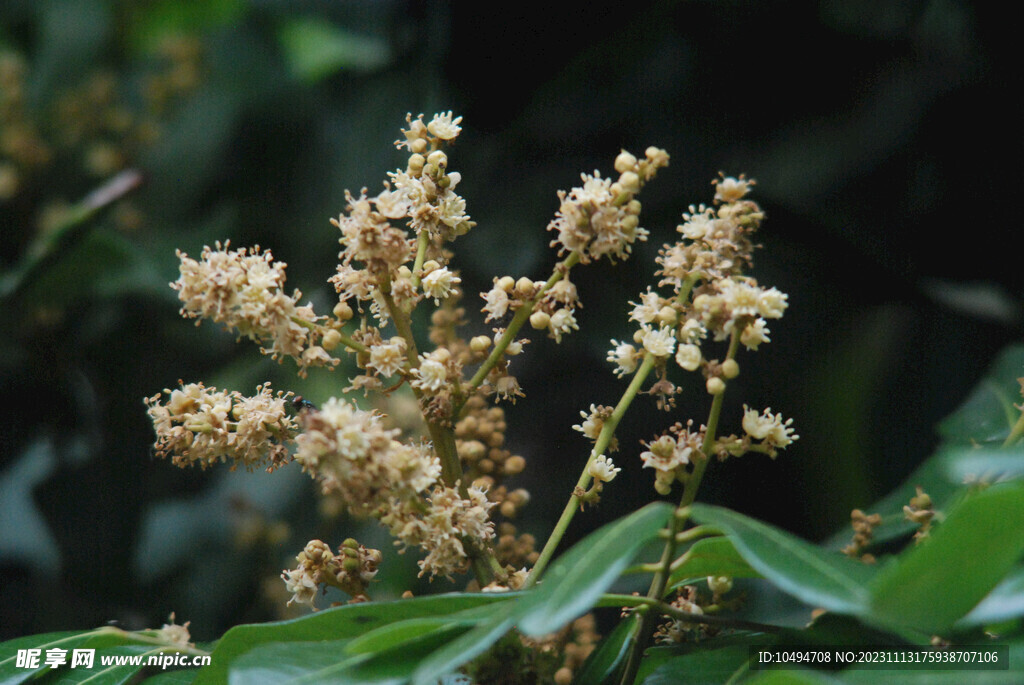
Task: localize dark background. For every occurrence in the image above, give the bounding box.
[1,0,1020,640]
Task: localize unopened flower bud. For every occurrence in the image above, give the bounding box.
[530,311,550,330]
[626,199,642,215]
[707,575,733,594]
[421,260,440,274]
[614,150,638,174]
[342,538,359,549]
[321,329,342,351]
[333,301,353,321]
[342,557,360,573]
[410,138,428,154]
[470,335,491,353]
[706,377,726,395]
[721,359,739,379]
[426,150,447,168]
[504,455,526,475]
[633,329,644,344]
[514,277,535,299]
[657,306,678,326]
[619,171,640,194]
[408,153,425,174]
[497,276,515,293]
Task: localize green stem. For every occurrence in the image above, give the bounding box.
[411,229,431,289]
[525,352,657,588]
[603,594,785,634]
[1003,409,1024,448]
[619,330,740,685]
[458,251,582,413]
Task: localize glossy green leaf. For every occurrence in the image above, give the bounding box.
[410,613,516,685]
[518,502,674,636]
[44,644,157,684]
[667,536,761,591]
[942,446,1024,483]
[958,565,1024,626]
[278,18,390,82]
[639,645,760,685]
[868,483,1024,632]
[344,616,478,656]
[195,593,508,684]
[690,504,876,615]
[139,671,199,684]
[0,631,96,685]
[937,345,1024,445]
[742,671,842,685]
[572,614,637,685]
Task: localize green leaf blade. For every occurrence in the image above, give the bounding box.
[690,504,875,615]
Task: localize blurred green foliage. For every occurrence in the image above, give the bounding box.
[1,0,1020,642]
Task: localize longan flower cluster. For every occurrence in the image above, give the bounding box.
[281,538,382,608]
[145,382,297,471]
[548,147,669,264]
[292,397,496,579]
[293,397,439,513]
[381,483,496,579]
[173,243,340,376]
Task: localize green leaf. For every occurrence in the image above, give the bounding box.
[196,593,508,684]
[937,345,1024,445]
[45,644,158,684]
[690,504,876,615]
[123,0,246,55]
[666,536,762,591]
[0,631,105,685]
[410,613,516,685]
[518,502,674,636]
[942,446,1024,483]
[277,18,391,82]
[572,615,637,685]
[139,671,199,684]
[638,645,760,684]
[742,671,842,685]
[958,565,1024,626]
[868,483,1024,633]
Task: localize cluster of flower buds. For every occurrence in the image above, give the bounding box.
[145,382,297,471]
[173,243,340,376]
[548,147,670,264]
[281,538,382,608]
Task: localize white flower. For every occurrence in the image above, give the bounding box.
[713,175,754,203]
[757,286,788,319]
[481,285,510,322]
[368,337,407,377]
[411,357,448,393]
[588,454,621,482]
[422,267,460,304]
[282,568,318,607]
[549,308,579,343]
[740,318,770,350]
[675,343,702,371]
[678,318,707,344]
[640,325,676,358]
[629,288,662,324]
[607,339,639,377]
[678,205,715,240]
[742,405,798,448]
[427,111,463,140]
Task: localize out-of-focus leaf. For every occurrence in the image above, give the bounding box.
[277,18,391,82]
[958,566,1024,626]
[639,645,759,685]
[410,613,516,685]
[937,345,1024,445]
[666,536,761,591]
[942,446,1024,483]
[139,671,199,684]
[195,594,508,685]
[690,504,875,615]
[44,644,158,684]
[868,483,1024,633]
[572,614,637,685]
[0,631,93,685]
[124,0,246,55]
